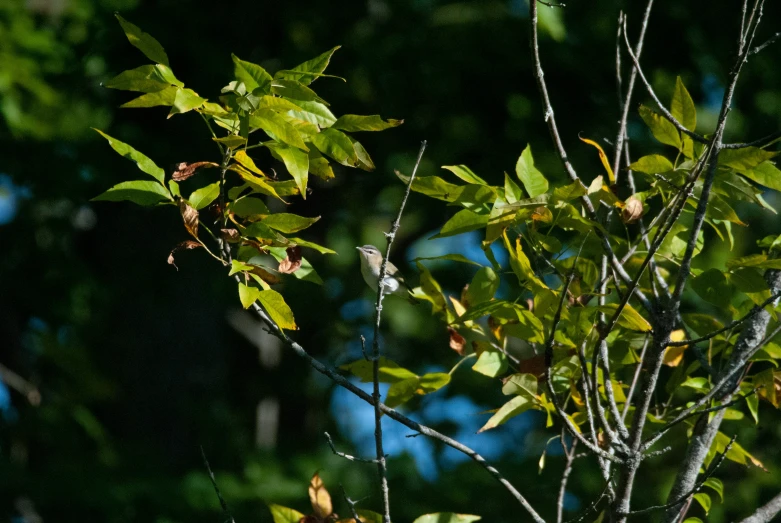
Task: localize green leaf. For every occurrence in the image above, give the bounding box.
[414,262,448,316]
[727,254,781,270]
[94,129,165,183]
[120,86,178,108]
[478,395,534,432]
[442,165,487,185]
[418,372,451,393]
[287,100,337,127]
[268,504,305,523]
[515,144,548,198]
[671,77,697,131]
[628,154,675,175]
[349,137,375,171]
[472,345,507,377]
[232,54,272,94]
[412,514,481,523]
[169,88,206,117]
[257,290,296,330]
[552,181,587,202]
[228,164,284,201]
[309,154,335,181]
[639,105,682,150]
[431,209,489,238]
[115,14,169,66]
[693,493,711,514]
[331,114,403,132]
[729,268,767,293]
[262,213,320,233]
[212,135,247,149]
[502,373,538,396]
[386,378,418,408]
[504,172,523,203]
[691,268,734,307]
[251,109,308,151]
[272,79,323,103]
[104,64,182,93]
[291,257,324,285]
[720,147,778,171]
[277,46,340,85]
[451,184,496,214]
[503,233,547,292]
[395,172,464,202]
[311,128,358,167]
[598,303,652,332]
[465,267,499,305]
[243,222,290,246]
[238,282,262,308]
[412,254,483,266]
[188,182,220,210]
[682,519,703,523]
[340,357,418,383]
[703,478,723,503]
[257,96,303,113]
[92,180,172,206]
[266,143,310,196]
[288,237,336,254]
[739,160,781,191]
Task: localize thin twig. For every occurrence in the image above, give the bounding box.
[739,489,781,523]
[748,31,781,55]
[557,438,578,523]
[0,363,41,406]
[200,446,236,523]
[621,18,707,145]
[621,335,650,423]
[621,435,736,516]
[667,292,781,346]
[370,141,428,523]
[341,485,363,523]
[722,129,781,149]
[325,432,383,464]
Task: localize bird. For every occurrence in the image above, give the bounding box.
[356,245,417,303]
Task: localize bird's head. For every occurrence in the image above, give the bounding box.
[356,245,383,269]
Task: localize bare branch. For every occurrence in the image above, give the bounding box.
[325,432,383,464]
[612,0,655,181]
[557,438,578,523]
[620,18,707,144]
[739,490,781,523]
[666,292,781,346]
[749,30,781,55]
[722,129,781,149]
[200,446,236,523]
[370,141,428,523]
[621,335,650,423]
[341,485,363,523]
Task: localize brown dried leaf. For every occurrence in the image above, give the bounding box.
[517,355,546,377]
[167,240,201,270]
[179,200,199,238]
[447,326,466,355]
[308,472,332,519]
[171,161,219,181]
[621,196,644,224]
[278,246,302,274]
[251,265,281,285]
[221,228,240,243]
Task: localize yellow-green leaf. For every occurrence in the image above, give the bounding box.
[232,54,272,94]
[579,136,615,184]
[331,114,403,132]
[478,395,534,433]
[639,105,682,150]
[516,144,548,197]
[115,14,169,65]
[262,213,320,233]
[93,129,165,183]
[92,180,172,206]
[598,303,652,332]
[238,282,262,309]
[257,289,297,330]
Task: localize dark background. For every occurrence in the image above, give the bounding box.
[1,1,781,521]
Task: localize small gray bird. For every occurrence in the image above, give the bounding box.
[356,245,416,302]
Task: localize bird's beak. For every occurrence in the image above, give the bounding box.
[355,246,362,252]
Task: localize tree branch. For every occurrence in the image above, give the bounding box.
[739,490,781,523]
[370,141,427,523]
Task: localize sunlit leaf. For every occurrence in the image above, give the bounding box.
[478,395,534,432]
[311,128,358,167]
[238,282,262,309]
[442,165,487,185]
[331,114,403,132]
[501,373,538,396]
[472,343,507,377]
[703,478,723,503]
[503,232,547,292]
[597,303,652,332]
[308,472,332,518]
[262,213,320,233]
[396,172,464,202]
[579,135,615,184]
[693,493,711,515]
[189,182,220,210]
[412,514,480,523]
[515,144,548,197]
[412,254,483,266]
[278,46,341,85]
[340,357,418,383]
[104,64,182,93]
[465,267,499,306]
[92,180,172,206]
[257,290,297,330]
[168,88,206,117]
[288,99,337,127]
[266,143,309,196]
[288,237,336,254]
[639,105,682,150]
[671,77,697,132]
[629,154,675,175]
[93,129,166,183]
[120,86,178,108]
[232,54,272,94]
[739,160,781,192]
[413,261,448,316]
[251,109,308,151]
[115,14,169,65]
[268,504,305,523]
[720,147,778,171]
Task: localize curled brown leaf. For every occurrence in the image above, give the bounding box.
[172,161,219,181]
[308,472,333,519]
[278,246,302,274]
[447,326,466,355]
[621,196,644,224]
[167,240,201,270]
[221,228,240,243]
[179,200,199,238]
